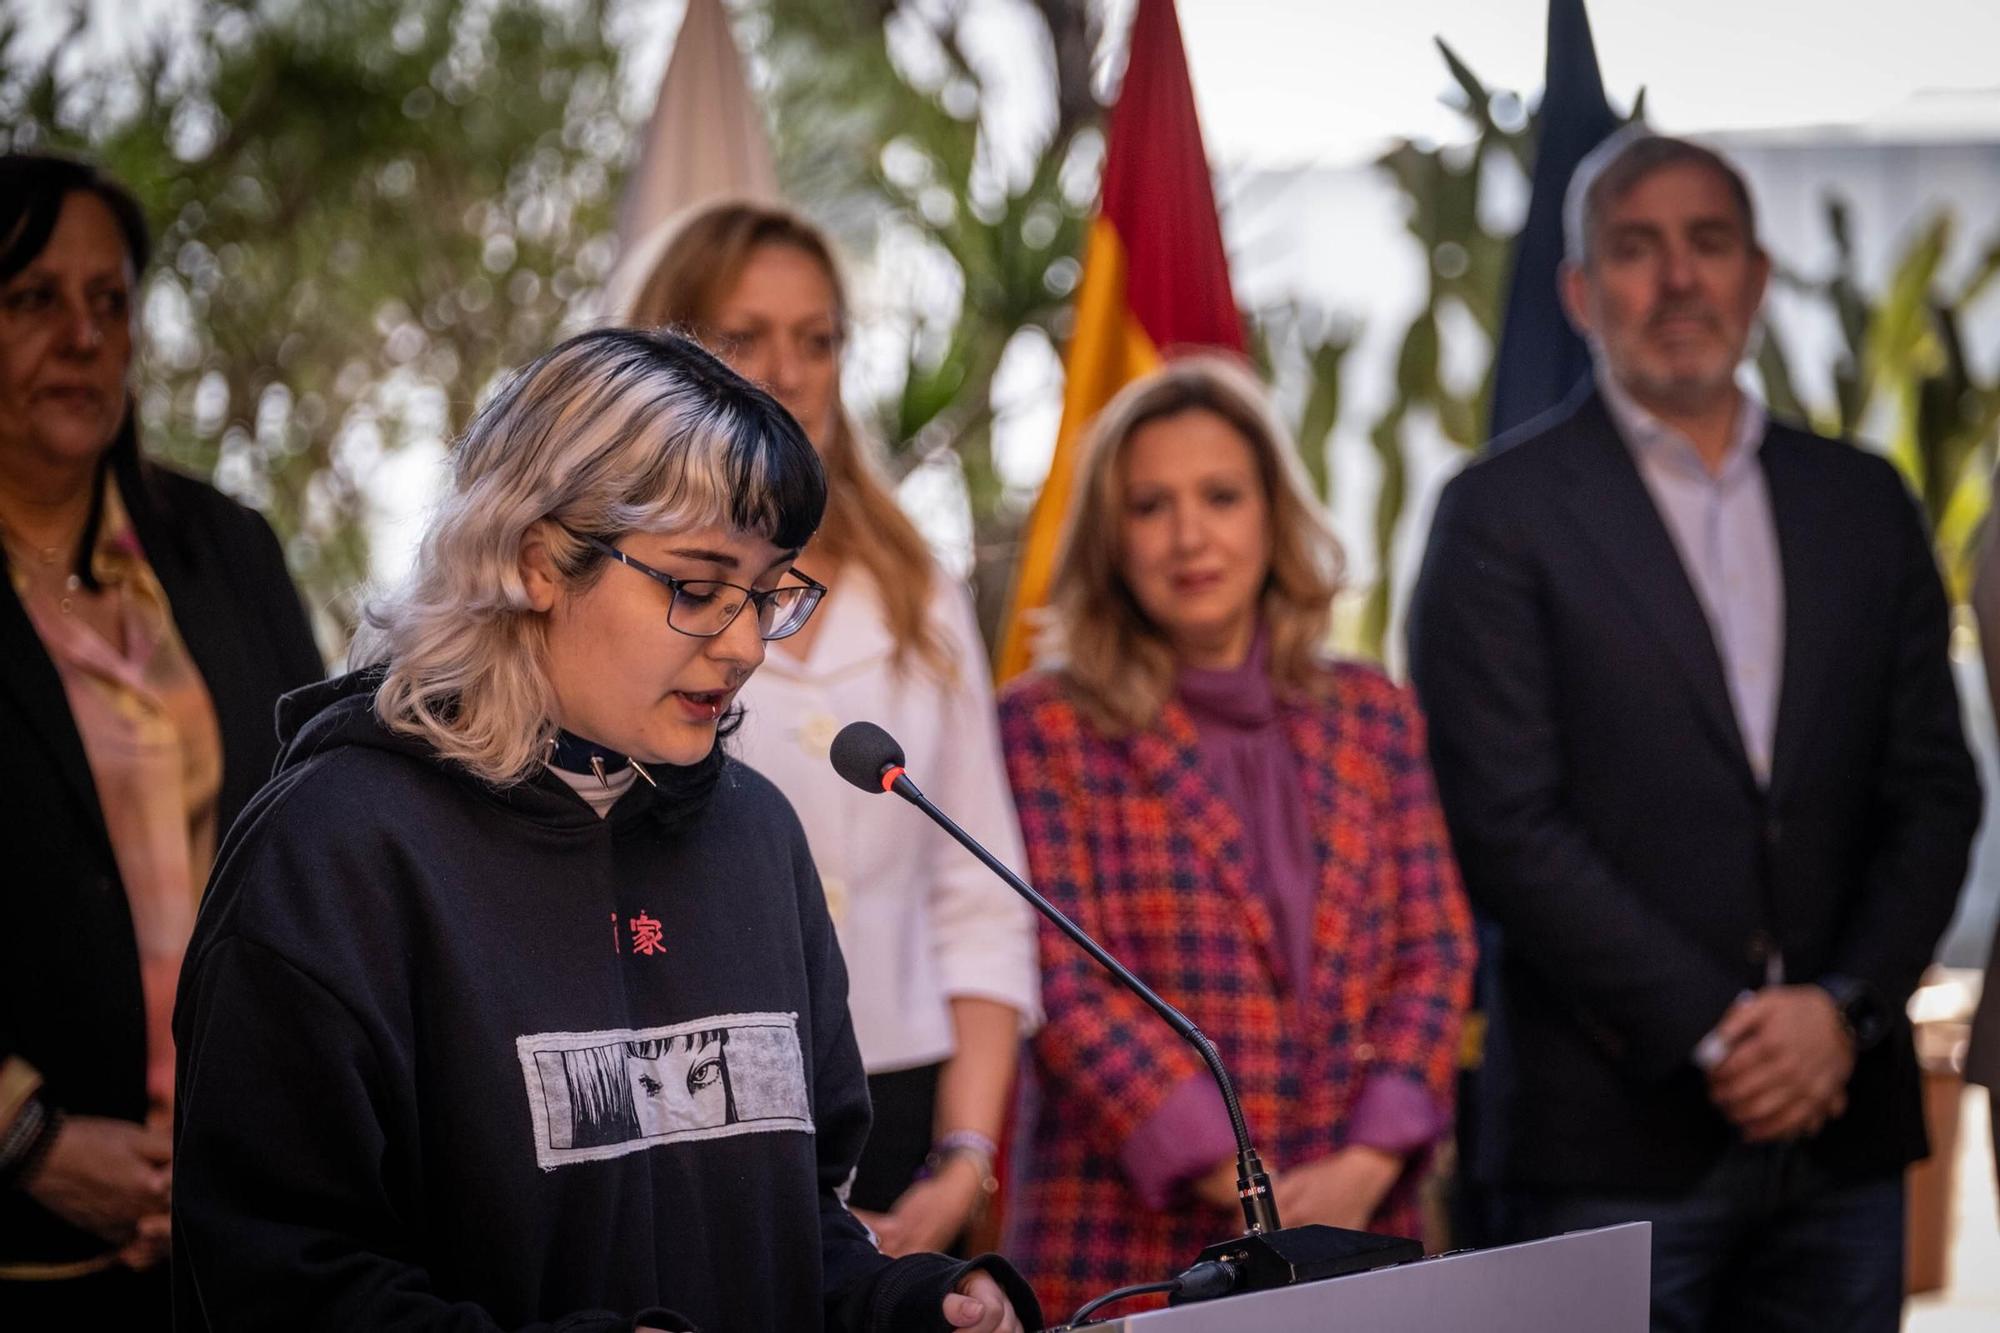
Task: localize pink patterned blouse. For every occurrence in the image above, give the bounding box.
[10,487,221,1117]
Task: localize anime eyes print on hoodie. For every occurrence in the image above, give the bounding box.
[515,1013,812,1170]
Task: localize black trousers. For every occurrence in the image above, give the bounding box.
[1508,1144,1904,1333]
[0,1264,170,1327]
[849,1061,942,1213]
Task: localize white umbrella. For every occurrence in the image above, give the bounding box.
[603,0,780,322]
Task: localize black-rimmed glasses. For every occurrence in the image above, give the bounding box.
[574,533,826,641]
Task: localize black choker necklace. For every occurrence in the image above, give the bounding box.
[546,730,656,789]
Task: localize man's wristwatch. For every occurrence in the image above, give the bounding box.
[1817,975,1888,1051]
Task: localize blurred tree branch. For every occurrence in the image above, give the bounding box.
[2,0,633,654]
[751,0,1105,639]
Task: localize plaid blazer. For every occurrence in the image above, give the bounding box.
[996,663,1474,1319]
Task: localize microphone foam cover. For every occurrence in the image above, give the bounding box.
[829,721,905,793]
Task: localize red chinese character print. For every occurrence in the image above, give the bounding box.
[629,911,666,957]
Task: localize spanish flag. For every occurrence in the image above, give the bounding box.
[993,0,1245,682]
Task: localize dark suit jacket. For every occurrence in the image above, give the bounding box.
[1,448,322,1266]
[1965,502,2000,1094]
[1407,388,1980,1193]
[1969,919,2000,1091]
[1969,908,2000,1094]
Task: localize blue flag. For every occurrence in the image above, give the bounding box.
[1488,0,1620,442]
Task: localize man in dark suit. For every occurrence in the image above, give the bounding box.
[1407,129,1981,1332]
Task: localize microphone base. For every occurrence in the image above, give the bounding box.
[1169,1225,1422,1304]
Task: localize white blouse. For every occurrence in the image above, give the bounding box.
[731,566,1042,1074]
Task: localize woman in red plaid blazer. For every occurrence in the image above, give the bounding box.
[997,357,1474,1321]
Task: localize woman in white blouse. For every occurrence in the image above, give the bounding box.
[626,202,1040,1255]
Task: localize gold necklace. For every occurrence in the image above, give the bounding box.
[0,518,87,616]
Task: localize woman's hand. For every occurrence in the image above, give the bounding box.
[943,1269,1025,1332]
[849,1205,890,1243]
[869,1155,987,1256]
[23,1113,172,1246]
[1191,1158,1246,1211]
[1270,1145,1403,1232]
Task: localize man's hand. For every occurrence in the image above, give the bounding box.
[1706,985,1855,1142]
[116,1212,172,1270]
[22,1113,171,1246]
[1272,1146,1403,1232]
[943,1269,1025,1332]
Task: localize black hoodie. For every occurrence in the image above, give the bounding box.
[171,672,1039,1332]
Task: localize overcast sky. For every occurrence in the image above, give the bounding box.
[35,0,2000,166]
[1166,0,2000,165]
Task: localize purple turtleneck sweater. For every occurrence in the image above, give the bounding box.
[1177,634,1321,994]
[1116,631,1446,1210]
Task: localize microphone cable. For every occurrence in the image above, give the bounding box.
[1067,1279,1178,1327]
[1066,1257,1240,1326]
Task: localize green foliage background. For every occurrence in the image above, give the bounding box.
[6,0,1997,662]
[3,0,631,647]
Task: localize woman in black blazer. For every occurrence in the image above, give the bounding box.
[0,152,322,1325]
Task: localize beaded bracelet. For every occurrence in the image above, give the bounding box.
[0,1096,62,1191]
[13,1107,63,1190]
[918,1129,1000,1206]
[934,1129,998,1164]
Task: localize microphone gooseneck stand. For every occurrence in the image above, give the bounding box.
[828,722,1421,1326]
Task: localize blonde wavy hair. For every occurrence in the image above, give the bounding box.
[354,328,826,785]
[1045,356,1344,735]
[626,199,953,681]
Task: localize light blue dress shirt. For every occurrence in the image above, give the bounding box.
[1601,374,1784,787]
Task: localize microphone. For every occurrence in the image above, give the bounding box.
[830,721,1279,1231]
[828,721,1420,1308]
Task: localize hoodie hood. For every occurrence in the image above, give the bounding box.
[272,668,725,834]
[276,667,423,768]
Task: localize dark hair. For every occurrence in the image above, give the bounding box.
[1563,128,1761,267]
[0,152,151,282]
[0,154,152,593]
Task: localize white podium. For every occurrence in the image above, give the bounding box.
[1076,1223,1651,1331]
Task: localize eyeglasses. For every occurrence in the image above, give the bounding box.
[574,533,826,641]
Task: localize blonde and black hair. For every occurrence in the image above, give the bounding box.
[1046,356,1343,735]
[357,327,825,784]
[627,199,953,680]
